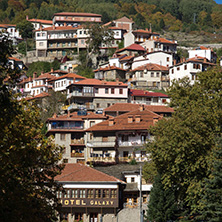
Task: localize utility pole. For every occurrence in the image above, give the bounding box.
[140,166,143,222]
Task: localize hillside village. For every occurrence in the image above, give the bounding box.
[1,11,222,222]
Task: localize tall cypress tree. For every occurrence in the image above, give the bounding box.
[147,174,178,222]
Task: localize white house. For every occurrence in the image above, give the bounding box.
[169,57,215,85]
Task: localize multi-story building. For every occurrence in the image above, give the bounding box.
[52,12,102,27]
[35,25,88,57]
[188,46,217,63]
[141,36,177,54]
[169,56,215,85]
[46,111,107,164]
[66,79,128,111]
[86,106,162,164]
[55,163,125,222]
[128,63,169,89]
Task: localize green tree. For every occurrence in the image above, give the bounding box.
[16,19,34,39]
[0,35,63,222]
[200,137,222,221]
[146,66,222,219]
[159,18,165,29]
[26,61,51,76]
[147,174,178,222]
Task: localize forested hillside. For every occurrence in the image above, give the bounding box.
[1,0,222,32]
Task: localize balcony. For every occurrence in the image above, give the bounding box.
[71,138,85,145]
[66,103,95,111]
[118,140,145,147]
[71,152,84,158]
[67,91,94,98]
[161,76,170,81]
[87,141,115,147]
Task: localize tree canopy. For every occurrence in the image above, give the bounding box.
[0,34,63,222]
[145,66,222,219]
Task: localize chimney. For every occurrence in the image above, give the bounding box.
[51,68,54,73]
[33,72,37,79]
[135,115,141,123]
[204,57,207,63]
[145,28,148,31]
[173,60,176,65]
[73,77,76,83]
[29,76,31,81]
[53,25,55,30]
[139,104,144,111]
[41,71,44,75]
[64,22,67,27]
[109,118,114,126]
[153,117,159,125]
[128,115,133,123]
[68,111,70,118]
[116,78,119,85]
[53,113,57,118]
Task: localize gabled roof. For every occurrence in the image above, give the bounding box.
[172,57,215,67]
[154,37,177,45]
[28,19,53,25]
[193,46,209,50]
[130,89,168,98]
[131,63,168,72]
[55,163,124,183]
[0,24,16,28]
[104,103,174,113]
[87,108,162,132]
[26,92,49,101]
[114,16,134,23]
[119,55,134,61]
[133,29,159,35]
[69,79,128,87]
[94,66,126,72]
[116,43,145,53]
[53,12,102,17]
[36,73,56,80]
[48,73,86,82]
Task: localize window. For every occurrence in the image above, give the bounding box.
[111,88,114,94]
[95,189,101,198]
[87,189,93,198]
[64,189,70,198]
[156,72,159,77]
[140,72,143,77]
[184,64,187,70]
[192,74,195,80]
[81,40,84,44]
[122,135,128,142]
[61,81,63,87]
[95,88,98,93]
[102,136,108,142]
[107,103,110,107]
[172,69,174,74]
[105,88,108,94]
[60,133,66,141]
[79,189,85,198]
[71,189,78,198]
[166,57,169,62]
[151,72,154,77]
[96,103,100,108]
[119,88,123,94]
[111,189,117,198]
[90,121,95,127]
[177,67,180,71]
[102,189,109,198]
[131,177,135,183]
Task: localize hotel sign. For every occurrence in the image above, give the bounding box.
[60,198,118,208]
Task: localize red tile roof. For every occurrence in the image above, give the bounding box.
[48,73,86,82]
[130,89,168,98]
[94,66,126,72]
[133,29,159,35]
[114,16,133,23]
[26,92,49,100]
[54,12,101,17]
[154,37,177,45]
[194,46,209,50]
[70,79,128,87]
[55,163,124,183]
[104,103,174,113]
[119,55,134,61]
[36,73,55,80]
[131,63,168,72]
[0,24,16,27]
[28,19,53,24]
[87,109,162,132]
[117,44,145,53]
